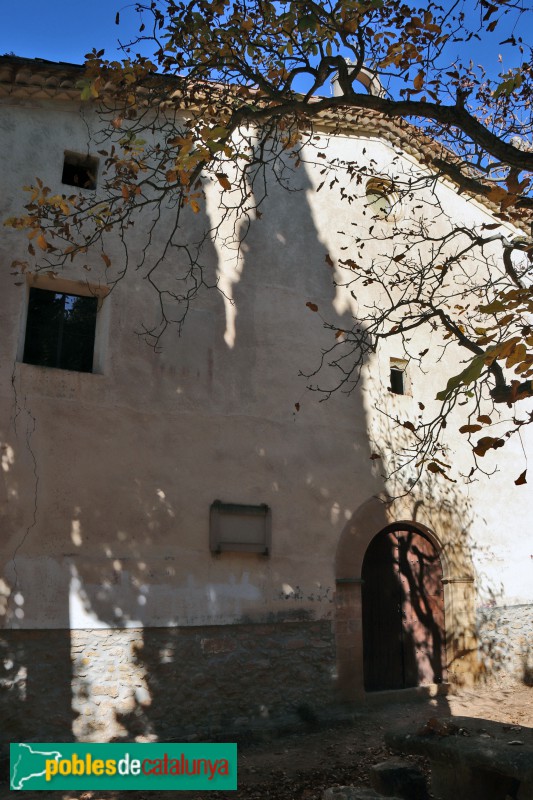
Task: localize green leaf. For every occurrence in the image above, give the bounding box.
[208,126,229,140]
[493,71,523,99]
[297,14,316,32]
[436,354,485,401]
[479,299,507,314]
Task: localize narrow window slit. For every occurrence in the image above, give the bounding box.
[389,358,409,395]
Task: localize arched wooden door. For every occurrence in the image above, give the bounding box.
[362,527,446,692]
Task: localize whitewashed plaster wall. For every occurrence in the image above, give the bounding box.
[0,95,531,633]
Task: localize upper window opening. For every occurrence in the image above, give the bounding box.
[390,357,409,395]
[390,366,405,395]
[23,288,98,373]
[365,179,397,219]
[62,151,99,190]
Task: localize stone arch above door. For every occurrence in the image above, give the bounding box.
[334,495,478,701]
[335,496,454,581]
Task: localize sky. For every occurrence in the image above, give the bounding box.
[0,1,142,64]
[0,0,530,79]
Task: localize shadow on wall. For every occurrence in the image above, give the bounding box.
[0,629,74,743]
[99,145,374,743]
[1,190,226,749]
[0,147,374,746]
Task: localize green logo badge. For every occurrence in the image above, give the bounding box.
[10,743,237,790]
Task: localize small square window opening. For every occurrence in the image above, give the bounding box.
[62,151,99,190]
[23,287,98,373]
[390,366,405,395]
[389,357,409,396]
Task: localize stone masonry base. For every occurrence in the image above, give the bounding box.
[1,620,336,744]
[477,604,533,687]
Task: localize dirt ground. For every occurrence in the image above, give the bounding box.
[5,683,533,800]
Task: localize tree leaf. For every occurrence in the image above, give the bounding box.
[80,84,93,102]
[473,436,505,457]
[436,354,485,401]
[414,70,425,90]
[306,302,318,312]
[514,469,527,485]
[506,343,526,369]
[459,424,482,434]
[216,173,231,191]
[479,298,506,315]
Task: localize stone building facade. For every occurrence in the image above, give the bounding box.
[0,56,531,745]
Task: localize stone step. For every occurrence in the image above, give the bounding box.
[370,758,429,800]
